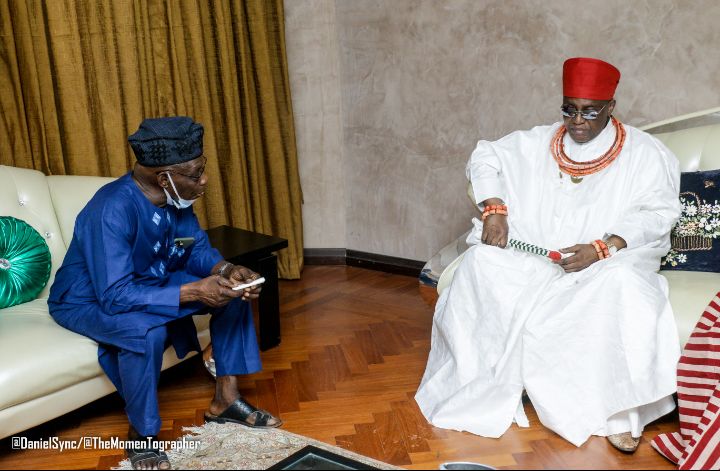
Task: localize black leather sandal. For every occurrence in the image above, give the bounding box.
[127,446,171,470]
[126,434,171,470]
[204,398,283,429]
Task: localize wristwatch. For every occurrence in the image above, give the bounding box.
[602,233,620,257]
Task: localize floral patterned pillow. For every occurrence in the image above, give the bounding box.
[661,169,720,272]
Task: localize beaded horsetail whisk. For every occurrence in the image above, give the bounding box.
[507,239,562,261]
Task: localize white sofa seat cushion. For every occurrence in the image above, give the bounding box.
[661,271,720,347]
[0,298,213,413]
[0,298,102,412]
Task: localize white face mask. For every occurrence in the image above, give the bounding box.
[163,172,198,209]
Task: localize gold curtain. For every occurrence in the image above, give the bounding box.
[0,0,303,278]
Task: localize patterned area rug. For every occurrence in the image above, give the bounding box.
[114,422,402,470]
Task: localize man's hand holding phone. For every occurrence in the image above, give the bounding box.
[180,275,240,308]
[225,265,263,301]
[181,262,263,306]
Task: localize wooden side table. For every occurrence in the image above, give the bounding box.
[206,225,288,351]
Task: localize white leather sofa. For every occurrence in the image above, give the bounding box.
[0,167,211,440]
[427,107,720,346]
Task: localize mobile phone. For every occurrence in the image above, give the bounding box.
[232,277,266,291]
[174,237,195,248]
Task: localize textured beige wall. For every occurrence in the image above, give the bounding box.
[286,0,720,260]
[285,0,347,248]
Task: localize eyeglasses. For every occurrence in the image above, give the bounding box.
[560,102,609,121]
[156,158,207,182]
[172,165,205,183]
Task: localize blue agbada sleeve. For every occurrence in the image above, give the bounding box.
[184,212,223,278]
[76,201,181,317]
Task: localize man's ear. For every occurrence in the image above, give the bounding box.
[156,171,170,188]
[608,99,616,116]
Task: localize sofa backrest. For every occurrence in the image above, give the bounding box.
[0,166,68,298]
[642,107,720,172]
[655,125,720,171]
[46,175,116,249]
[0,165,116,300]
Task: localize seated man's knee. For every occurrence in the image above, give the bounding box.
[214,298,251,318]
[602,263,642,283]
[464,243,511,267]
[145,325,168,350]
[464,245,487,264]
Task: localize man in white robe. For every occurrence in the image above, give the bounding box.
[415,57,682,452]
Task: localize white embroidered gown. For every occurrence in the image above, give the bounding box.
[415,120,682,446]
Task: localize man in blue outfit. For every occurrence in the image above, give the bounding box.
[49,117,280,470]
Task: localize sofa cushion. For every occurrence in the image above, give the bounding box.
[0,298,102,412]
[662,169,720,272]
[0,217,52,308]
[661,271,720,346]
[0,298,213,413]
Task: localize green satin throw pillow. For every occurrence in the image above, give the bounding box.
[0,216,52,309]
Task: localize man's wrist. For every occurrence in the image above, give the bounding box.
[481,201,508,222]
[216,262,233,278]
[180,282,199,304]
[481,197,505,208]
[602,233,627,253]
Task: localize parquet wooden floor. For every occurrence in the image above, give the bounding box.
[0,266,679,469]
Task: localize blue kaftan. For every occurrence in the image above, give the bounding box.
[48,172,261,435]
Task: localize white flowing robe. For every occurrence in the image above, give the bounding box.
[415,120,682,446]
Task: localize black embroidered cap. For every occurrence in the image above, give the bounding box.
[128,116,204,167]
